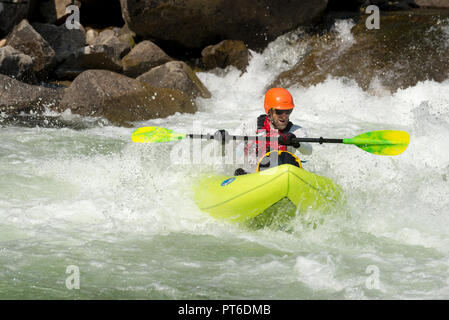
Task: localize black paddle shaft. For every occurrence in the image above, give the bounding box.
[187,134,343,144]
[292,137,344,144]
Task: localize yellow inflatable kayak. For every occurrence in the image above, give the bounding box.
[194,164,344,224]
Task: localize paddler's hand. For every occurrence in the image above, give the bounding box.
[279,132,300,148]
[213,129,230,144]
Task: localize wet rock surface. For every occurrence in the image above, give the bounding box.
[119,0,328,51]
[0,74,63,114]
[38,0,82,24]
[0,45,37,84]
[6,19,56,80]
[0,0,31,37]
[122,40,173,78]
[57,70,197,125]
[201,40,250,72]
[32,22,86,65]
[137,61,211,99]
[416,0,449,7]
[272,9,449,93]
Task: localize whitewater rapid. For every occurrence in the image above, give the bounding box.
[1,20,449,299]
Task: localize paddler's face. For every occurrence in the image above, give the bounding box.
[270,108,292,130]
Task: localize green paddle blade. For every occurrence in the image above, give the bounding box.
[131,126,186,143]
[343,130,410,156]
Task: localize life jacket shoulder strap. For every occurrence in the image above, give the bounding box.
[257,114,267,130]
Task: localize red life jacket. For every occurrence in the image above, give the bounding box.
[245,114,293,158]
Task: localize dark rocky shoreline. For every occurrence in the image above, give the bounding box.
[1,0,448,127]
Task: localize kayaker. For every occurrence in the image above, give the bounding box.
[215,87,313,175]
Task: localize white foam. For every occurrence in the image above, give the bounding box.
[294,255,345,292]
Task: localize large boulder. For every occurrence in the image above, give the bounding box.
[0,0,31,37]
[201,40,250,72]
[416,0,449,7]
[327,1,420,11]
[54,45,126,80]
[0,74,63,114]
[122,40,173,78]
[53,45,121,80]
[119,0,328,50]
[271,9,449,93]
[58,70,197,125]
[360,0,419,10]
[6,19,56,80]
[79,45,123,72]
[0,46,37,83]
[327,0,367,11]
[32,23,86,64]
[38,0,82,24]
[137,61,211,99]
[93,28,131,59]
[54,27,134,80]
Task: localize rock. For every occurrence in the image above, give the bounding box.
[54,27,135,80]
[117,24,136,49]
[93,26,135,51]
[328,1,420,11]
[94,29,116,44]
[38,0,82,24]
[271,9,449,93]
[0,74,63,114]
[51,55,84,80]
[32,23,86,64]
[0,0,31,37]
[328,0,367,11]
[6,19,56,80]
[94,29,130,59]
[0,113,102,129]
[120,0,328,50]
[201,40,250,72]
[54,44,123,80]
[361,0,419,10]
[80,45,122,71]
[137,61,211,99]
[0,46,37,83]
[416,0,449,7]
[85,28,99,46]
[122,40,173,78]
[57,70,197,125]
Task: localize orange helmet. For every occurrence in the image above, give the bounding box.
[264,88,295,114]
